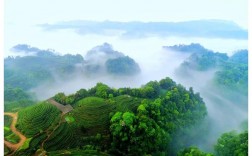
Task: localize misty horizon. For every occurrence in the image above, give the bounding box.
[4,0,248,155]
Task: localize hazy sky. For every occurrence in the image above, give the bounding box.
[4,0,248,57]
[5,0,248,28]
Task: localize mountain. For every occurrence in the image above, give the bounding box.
[40,20,248,39]
[169,43,229,71]
[105,56,141,75]
[5,43,141,92]
[11,44,56,56]
[163,43,214,54]
[229,49,248,64]
[83,43,141,75]
[171,43,248,96]
[5,47,84,90]
[4,77,207,156]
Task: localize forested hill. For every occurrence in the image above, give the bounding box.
[4,77,209,156]
[4,43,248,155]
[5,44,83,91]
[163,43,215,54]
[168,43,248,96]
[5,43,141,91]
[83,43,140,75]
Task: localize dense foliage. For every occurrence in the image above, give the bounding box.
[105,56,141,75]
[5,77,208,155]
[181,51,228,71]
[4,86,36,112]
[163,43,213,54]
[214,131,248,156]
[4,43,248,155]
[51,78,207,155]
[4,86,31,101]
[83,43,141,75]
[4,48,84,90]
[229,50,248,64]
[16,102,61,136]
[214,50,248,95]
[174,44,248,96]
[177,146,213,156]
[214,62,248,95]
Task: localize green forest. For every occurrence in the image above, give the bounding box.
[4,77,248,156]
[4,43,248,156]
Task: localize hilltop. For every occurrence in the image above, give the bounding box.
[4,77,208,155]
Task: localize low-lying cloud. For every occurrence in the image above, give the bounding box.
[39,20,248,40]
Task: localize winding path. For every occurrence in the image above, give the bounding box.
[4,99,72,155]
[4,112,27,152]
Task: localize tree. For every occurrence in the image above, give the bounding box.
[159,77,175,90]
[75,89,89,101]
[177,146,213,156]
[105,56,140,75]
[214,131,248,156]
[53,92,67,105]
[94,83,111,98]
[110,112,137,154]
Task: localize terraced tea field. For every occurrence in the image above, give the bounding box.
[4,99,77,155]
[4,95,142,155]
[16,102,61,137]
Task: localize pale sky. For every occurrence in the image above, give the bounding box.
[3,0,248,57]
[5,0,248,28]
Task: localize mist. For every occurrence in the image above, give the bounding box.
[173,67,247,152]
[5,25,248,153]
[28,47,190,100]
[5,24,247,58]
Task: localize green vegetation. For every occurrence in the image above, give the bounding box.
[110,83,206,155]
[70,95,142,135]
[16,102,61,136]
[214,62,248,95]
[176,44,248,96]
[181,51,228,71]
[214,49,248,96]
[5,133,20,144]
[105,56,141,75]
[4,146,11,156]
[83,43,140,76]
[71,97,116,136]
[19,138,32,150]
[4,127,10,131]
[176,130,248,156]
[46,77,204,155]
[44,122,77,151]
[177,146,214,156]
[53,88,89,105]
[5,76,247,156]
[4,86,36,112]
[110,110,169,155]
[3,43,248,156]
[229,50,248,64]
[5,99,35,112]
[164,43,214,54]
[15,133,47,155]
[4,116,12,137]
[65,116,75,123]
[214,131,248,156]
[47,149,110,156]
[4,116,12,128]
[4,86,31,101]
[5,46,84,90]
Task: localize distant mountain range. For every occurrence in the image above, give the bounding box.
[166,43,248,95]
[5,43,141,91]
[40,20,247,39]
